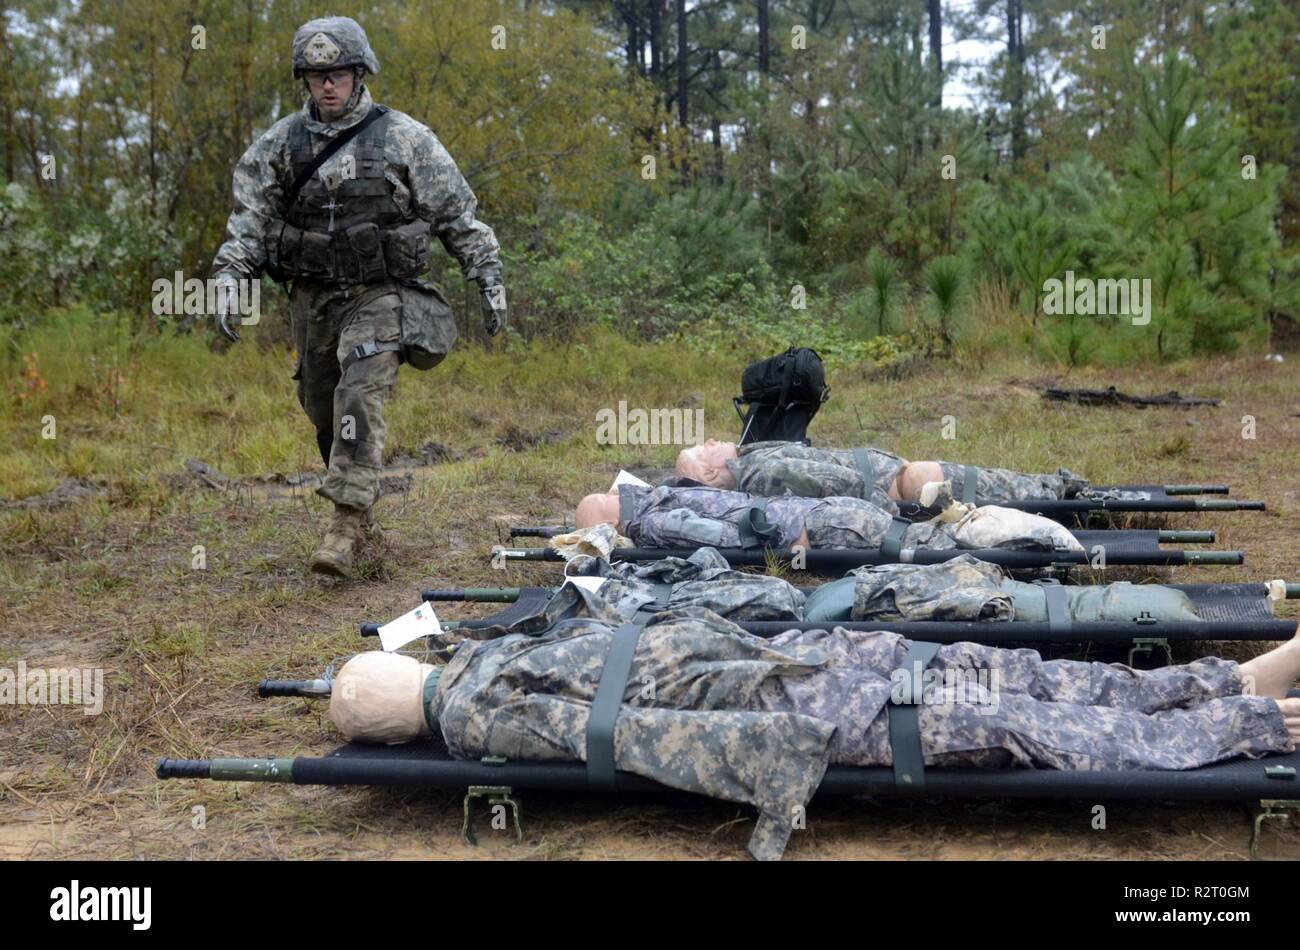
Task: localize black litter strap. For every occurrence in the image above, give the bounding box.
[881,518,910,561]
[649,581,674,608]
[586,623,643,789]
[618,486,633,527]
[738,497,777,549]
[962,465,980,505]
[632,581,675,621]
[888,640,943,790]
[1043,584,1071,636]
[853,448,874,496]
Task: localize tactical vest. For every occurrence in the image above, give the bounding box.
[264,107,432,286]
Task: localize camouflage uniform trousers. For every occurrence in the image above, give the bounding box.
[291,277,402,512]
[938,461,1085,502]
[801,498,957,551]
[758,629,1292,770]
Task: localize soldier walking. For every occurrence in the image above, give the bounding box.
[211,16,505,577]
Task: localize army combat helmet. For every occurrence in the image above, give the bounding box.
[292,16,379,116]
[293,15,380,75]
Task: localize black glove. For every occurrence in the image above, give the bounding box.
[478,281,507,337]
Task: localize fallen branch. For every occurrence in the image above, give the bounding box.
[1042,386,1220,408]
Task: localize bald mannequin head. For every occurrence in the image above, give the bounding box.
[676,439,739,487]
[329,651,437,744]
[576,490,621,528]
[894,461,944,502]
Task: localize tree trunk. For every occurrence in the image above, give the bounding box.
[1008,0,1026,164]
[676,0,688,130]
[757,0,769,74]
[625,2,639,74]
[649,0,663,79]
[927,0,942,108]
[711,48,724,182]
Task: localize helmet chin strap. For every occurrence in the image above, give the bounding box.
[304,67,367,121]
[342,68,365,114]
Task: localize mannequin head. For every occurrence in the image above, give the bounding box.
[895,461,946,502]
[675,438,739,487]
[329,651,437,744]
[576,490,621,528]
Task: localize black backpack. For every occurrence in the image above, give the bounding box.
[733,347,830,444]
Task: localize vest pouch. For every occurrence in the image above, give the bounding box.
[297,228,335,277]
[341,222,388,285]
[382,221,432,279]
[262,220,290,282]
[396,279,457,371]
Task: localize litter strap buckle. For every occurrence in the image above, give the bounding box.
[632,581,675,622]
[881,518,910,561]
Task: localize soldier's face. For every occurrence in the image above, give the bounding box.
[305,69,355,117]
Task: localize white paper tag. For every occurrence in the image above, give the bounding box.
[610,469,650,491]
[377,602,442,652]
[563,575,608,594]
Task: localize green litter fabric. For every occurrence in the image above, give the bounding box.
[802,576,858,622]
[1002,580,1201,623]
[803,577,1202,624]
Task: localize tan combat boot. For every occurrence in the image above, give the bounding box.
[359,504,384,543]
[310,504,364,577]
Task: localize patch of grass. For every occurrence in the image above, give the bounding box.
[2,308,1298,859]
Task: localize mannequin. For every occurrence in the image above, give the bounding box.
[328,624,1300,864]
[575,481,1081,554]
[676,439,1091,505]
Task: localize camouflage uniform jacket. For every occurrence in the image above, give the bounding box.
[849,555,1015,622]
[431,607,839,861]
[563,547,807,622]
[618,484,814,549]
[728,441,903,512]
[211,88,500,285]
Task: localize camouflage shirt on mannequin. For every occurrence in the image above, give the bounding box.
[616,484,1077,553]
[431,603,1289,860]
[726,441,1113,505]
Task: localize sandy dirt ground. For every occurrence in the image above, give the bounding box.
[2,359,1299,861]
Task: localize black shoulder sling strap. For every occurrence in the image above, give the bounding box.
[286,104,391,208]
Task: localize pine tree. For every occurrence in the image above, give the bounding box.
[1114,54,1283,355]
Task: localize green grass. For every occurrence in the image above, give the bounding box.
[0,305,1297,860]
